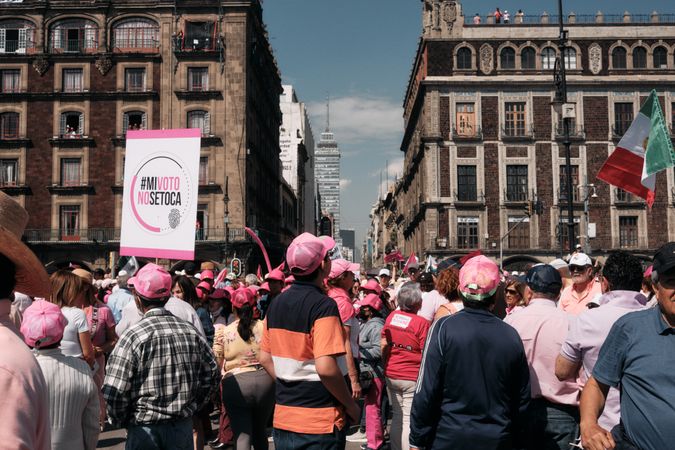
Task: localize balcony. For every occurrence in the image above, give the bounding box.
[23,227,252,244]
[503,188,533,204]
[0,39,36,55]
[112,27,160,53]
[49,28,98,54]
[501,125,535,141]
[555,125,586,141]
[47,183,94,195]
[558,187,580,204]
[451,126,483,142]
[453,189,485,207]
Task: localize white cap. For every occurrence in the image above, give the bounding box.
[379,268,391,277]
[117,270,128,278]
[569,253,592,267]
[549,259,568,270]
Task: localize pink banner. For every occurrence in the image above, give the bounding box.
[120,246,194,260]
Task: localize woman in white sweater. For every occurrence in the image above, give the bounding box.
[21,300,100,450]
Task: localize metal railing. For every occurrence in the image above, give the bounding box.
[452,126,483,140]
[504,188,531,202]
[502,125,535,139]
[555,125,586,140]
[24,227,252,244]
[0,40,35,54]
[453,189,485,203]
[465,13,675,25]
[112,27,159,50]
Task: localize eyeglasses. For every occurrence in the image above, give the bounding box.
[569,265,588,273]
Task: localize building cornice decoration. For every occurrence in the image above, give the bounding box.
[95,54,113,75]
[32,56,49,76]
[480,44,493,75]
[589,43,602,75]
[442,1,458,31]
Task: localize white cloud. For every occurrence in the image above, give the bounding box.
[340,179,352,189]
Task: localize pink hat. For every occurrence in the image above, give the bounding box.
[329,259,360,280]
[20,300,68,348]
[209,288,230,300]
[644,265,653,278]
[259,282,270,292]
[359,293,383,311]
[248,285,260,295]
[359,278,382,295]
[266,269,285,282]
[231,288,256,309]
[200,270,214,281]
[225,286,236,296]
[196,280,212,293]
[286,232,335,276]
[128,263,172,300]
[459,255,500,301]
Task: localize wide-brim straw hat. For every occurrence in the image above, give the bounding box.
[0,191,50,298]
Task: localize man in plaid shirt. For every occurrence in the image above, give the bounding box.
[103,263,218,450]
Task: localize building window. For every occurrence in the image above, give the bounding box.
[632,47,647,69]
[112,18,159,50]
[559,217,580,251]
[183,21,215,51]
[0,69,20,93]
[124,68,146,92]
[616,188,636,203]
[49,19,98,53]
[60,158,81,186]
[563,48,577,70]
[614,103,633,136]
[541,47,556,70]
[123,111,146,133]
[500,47,515,69]
[187,110,210,136]
[455,103,475,136]
[653,46,668,69]
[619,216,638,248]
[521,47,536,69]
[508,216,529,249]
[60,112,83,137]
[457,217,479,249]
[0,112,19,139]
[457,165,477,201]
[59,205,80,238]
[199,156,208,184]
[0,159,17,186]
[671,102,675,132]
[0,20,35,54]
[196,205,207,240]
[506,165,528,202]
[62,68,83,92]
[559,165,579,203]
[612,47,627,69]
[504,102,526,136]
[188,67,209,91]
[456,47,472,69]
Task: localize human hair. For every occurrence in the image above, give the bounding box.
[236,304,257,342]
[397,282,423,312]
[137,294,167,309]
[530,290,558,300]
[172,275,200,308]
[244,273,258,286]
[505,279,527,307]
[462,293,496,310]
[436,267,460,301]
[0,253,17,299]
[50,270,86,307]
[602,251,643,292]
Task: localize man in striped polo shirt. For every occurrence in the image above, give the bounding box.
[260,232,360,449]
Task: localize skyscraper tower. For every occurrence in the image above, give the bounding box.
[315,97,342,246]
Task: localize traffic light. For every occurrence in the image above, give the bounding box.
[230,258,242,277]
[524,201,533,216]
[535,200,544,215]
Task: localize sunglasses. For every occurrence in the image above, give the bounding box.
[569,265,589,273]
[505,289,519,295]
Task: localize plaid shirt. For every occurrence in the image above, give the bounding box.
[103,307,218,426]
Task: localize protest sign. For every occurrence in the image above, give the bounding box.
[120,129,201,259]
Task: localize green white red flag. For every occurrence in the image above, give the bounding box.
[597,90,675,207]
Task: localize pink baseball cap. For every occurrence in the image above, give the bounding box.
[359,293,383,311]
[128,263,172,300]
[259,282,270,292]
[459,255,500,301]
[200,270,215,281]
[20,300,68,348]
[231,288,256,309]
[209,288,230,300]
[329,259,360,280]
[359,278,382,295]
[266,269,285,282]
[286,232,335,276]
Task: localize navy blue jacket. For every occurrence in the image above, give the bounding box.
[409,307,530,450]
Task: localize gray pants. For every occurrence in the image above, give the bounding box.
[221,368,275,450]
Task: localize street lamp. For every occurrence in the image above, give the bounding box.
[577,179,598,254]
[222,176,229,264]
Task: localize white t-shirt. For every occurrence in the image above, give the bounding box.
[417,290,449,322]
[60,306,89,358]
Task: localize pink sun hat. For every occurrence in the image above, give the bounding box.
[359,278,382,295]
[328,259,360,280]
[266,269,285,282]
[359,293,383,312]
[286,232,335,276]
[20,300,68,348]
[128,263,172,300]
[231,288,256,309]
[458,255,500,301]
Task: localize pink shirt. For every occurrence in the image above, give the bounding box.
[417,290,449,322]
[505,298,581,406]
[327,287,360,357]
[559,290,647,429]
[0,300,51,450]
[558,280,603,315]
[84,304,116,346]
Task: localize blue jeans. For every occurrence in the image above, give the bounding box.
[525,399,580,450]
[126,417,193,450]
[273,427,346,450]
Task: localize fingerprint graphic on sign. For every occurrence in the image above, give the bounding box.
[168,209,181,229]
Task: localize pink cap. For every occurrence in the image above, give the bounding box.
[20,300,68,348]
[259,282,270,292]
[196,280,212,293]
[129,263,172,300]
[248,285,260,296]
[329,259,360,280]
[200,270,214,281]
[359,293,383,311]
[359,278,382,295]
[459,255,500,301]
[231,288,256,309]
[266,269,285,282]
[644,265,653,278]
[209,288,230,300]
[286,232,335,276]
[225,286,236,296]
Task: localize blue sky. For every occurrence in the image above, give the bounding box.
[263,0,671,257]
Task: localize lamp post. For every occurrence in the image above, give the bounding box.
[222,176,229,264]
[577,178,598,254]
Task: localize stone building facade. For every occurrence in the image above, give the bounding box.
[380,1,675,268]
[0,0,288,269]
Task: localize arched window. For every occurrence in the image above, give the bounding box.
[563,48,577,70]
[612,47,627,69]
[0,112,19,139]
[123,111,146,133]
[456,47,472,69]
[541,47,556,70]
[633,47,647,69]
[49,19,98,53]
[653,46,668,68]
[500,47,515,69]
[187,110,210,136]
[0,19,36,54]
[521,47,536,69]
[60,111,83,137]
[112,18,159,50]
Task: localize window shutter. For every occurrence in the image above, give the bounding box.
[203,112,210,135]
[52,28,62,50]
[141,112,147,130]
[78,113,84,135]
[0,29,6,53]
[60,114,67,135]
[123,113,129,134]
[18,29,27,54]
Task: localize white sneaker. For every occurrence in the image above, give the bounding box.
[346,430,367,443]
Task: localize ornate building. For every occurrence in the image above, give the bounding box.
[381,1,675,268]
[315,103,342,247]
[0,0,288,269]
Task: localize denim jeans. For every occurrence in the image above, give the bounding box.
[126,417,193,450]
[611,423,641,450]
[525,398,580,450]
[273,427,346,450]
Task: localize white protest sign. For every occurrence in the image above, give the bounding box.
[120,129,201,260]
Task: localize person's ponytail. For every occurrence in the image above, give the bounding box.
[236,304,255,342]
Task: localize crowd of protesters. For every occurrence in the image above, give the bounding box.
[1,189,675,450]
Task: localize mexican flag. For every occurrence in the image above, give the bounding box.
[597,90,675,207]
